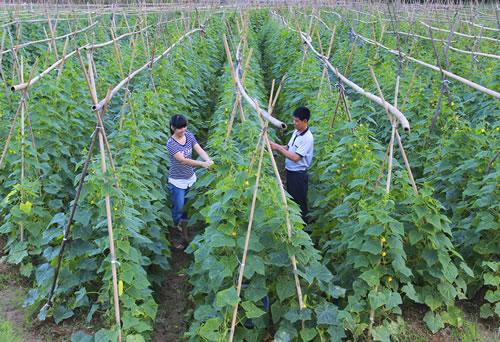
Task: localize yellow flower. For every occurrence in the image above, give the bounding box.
[381,251,387,257]
[388,276,393,282]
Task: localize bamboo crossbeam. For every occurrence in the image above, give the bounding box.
[1,21,98,56]
[350,29,500,99]
[273,12,411,132]
[11,49,77,91]
[447,44,500,59]
[12,16,183,91]
[420,21,500,43]
[0,16,93,28]
[386,30,456,43]
[92,27,203,111]
[84,17,182,50]
[231,39,286,129]
[462,20,500,32]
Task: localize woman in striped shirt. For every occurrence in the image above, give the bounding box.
[167,115,213,249]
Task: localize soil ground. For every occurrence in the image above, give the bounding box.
[1,237,498,341]
[152,248,192,342]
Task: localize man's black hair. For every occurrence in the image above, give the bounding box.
[293,106,310,121]
[170,114,187,134]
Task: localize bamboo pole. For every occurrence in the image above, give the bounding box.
[0,100,23,169]
[317,25,336,99]
[85,18,182,50]
[263,132,305,311]
[228,128,266,342]
[227,34,305,315]
[10,14,170,92]
[119,34,139,130]
[462,19,500,32]
[348,26,500,99]
[0,56,38,170]
[19,57,25,241]
[273,12,411,131]
[43,128,98,310]
[420,20,500,42]
[387,30,500,59]
[395,131,419,194]
[300,11,316,74]
[46,13,59,61]
[93,27,203,111]
[225,47,253,143]
[85,52,122,342]
[228,37,286,129]
[369,66,419,195]
[1,21,98,56]
[427,16,457,132]
[328,39,357,130]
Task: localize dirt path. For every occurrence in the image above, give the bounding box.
[153,248,192,341]
[0,261,39,342]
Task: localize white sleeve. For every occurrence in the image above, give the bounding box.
[295,137,312,157]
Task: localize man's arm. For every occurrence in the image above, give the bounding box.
[269,141,302,162]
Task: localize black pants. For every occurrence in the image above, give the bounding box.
[286,169,309,223]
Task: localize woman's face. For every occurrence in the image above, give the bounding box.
[172,126,187,136]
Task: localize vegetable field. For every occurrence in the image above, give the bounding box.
[0,1,498,341]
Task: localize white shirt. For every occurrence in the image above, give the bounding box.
[285,128,314,171]
[169,173,197,190]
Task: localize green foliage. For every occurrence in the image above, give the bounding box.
[0,14,225,338]
[185,16,345,341]
[0,8,497,341]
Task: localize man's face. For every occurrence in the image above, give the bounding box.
[293,116,308,131]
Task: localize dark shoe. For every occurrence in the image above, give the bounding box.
[169,226,186,250]
[171,239,186,250]
[179,219,189,242]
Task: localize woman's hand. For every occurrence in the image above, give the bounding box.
[201,160,213,169]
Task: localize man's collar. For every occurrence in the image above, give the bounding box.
[296,127,309,136]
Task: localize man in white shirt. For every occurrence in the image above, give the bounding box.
[270,107,314,223]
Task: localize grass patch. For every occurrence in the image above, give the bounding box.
[0,321,21,342]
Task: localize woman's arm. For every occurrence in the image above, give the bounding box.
[174,151,211,168]
[193,143,213,164]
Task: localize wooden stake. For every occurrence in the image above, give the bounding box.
[86,52,122,342]
[20,57,25,241]
[317,26,336,99]
[328,40,357,130]
[395,131,418,194]
[228,129,266,342]
[264,132,305,310]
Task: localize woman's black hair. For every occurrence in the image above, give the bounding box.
[170,115,187,134]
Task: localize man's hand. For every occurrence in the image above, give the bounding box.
[270,141,283,152]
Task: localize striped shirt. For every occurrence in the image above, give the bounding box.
[166,131,198,180]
